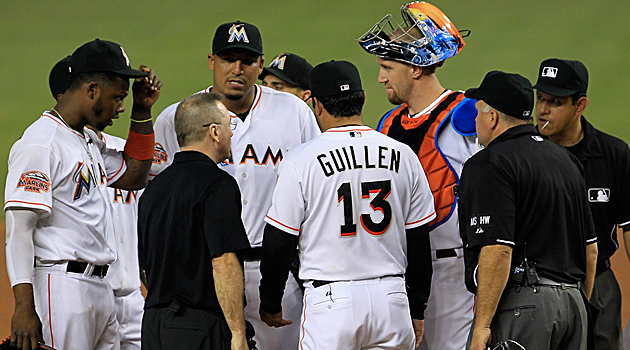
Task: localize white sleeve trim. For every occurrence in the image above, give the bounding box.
[619,220,630,227]
[586,237,598,244]
[495,239,515,246]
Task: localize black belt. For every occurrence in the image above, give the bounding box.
[67,261,109,277]
[596,259,611,276]
[508,277,579,290]
[436,248,458,259]
[312,274,404,288]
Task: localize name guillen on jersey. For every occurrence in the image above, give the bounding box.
[317,144,401,177]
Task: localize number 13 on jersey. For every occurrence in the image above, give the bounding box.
[337,180,392,237]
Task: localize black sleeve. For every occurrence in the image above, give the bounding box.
[259,223,299,314]
[405,224,431,320]
[204,178,250,257]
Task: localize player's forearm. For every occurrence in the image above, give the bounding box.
[405,224,431,319]
[623,226,630,264]
[213,252,247,339]
[584,242,598,299]
[13,283,36,311]
[5,209,39,286]
[474,245,512,329]
[259,224,299,314]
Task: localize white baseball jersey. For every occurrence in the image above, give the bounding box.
[101,133,142,293]
[4,112,125,274]
[265,125,436,281]
[151,85,320,247]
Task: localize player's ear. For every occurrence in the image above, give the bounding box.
[301,90,311,102]
[258,56,264,75]
[87,82,99,100]
[411,65,423,79]
[208,54,215,72]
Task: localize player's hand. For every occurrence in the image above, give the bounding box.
[470,326,492,350]
[11,305,43,350]
[412,319,424,348]
[132,65,162,110]
[259,308,292,328]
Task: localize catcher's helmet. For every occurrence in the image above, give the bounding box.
[358,1,467,67]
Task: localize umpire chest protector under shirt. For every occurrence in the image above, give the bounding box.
[458,124,597,285]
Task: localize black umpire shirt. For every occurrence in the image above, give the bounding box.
[458,124,597,293]
[563,117,630,271]
[138,151,251,312]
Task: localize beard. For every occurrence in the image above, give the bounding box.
[90,96,108,131]
[386,90,404,106]
[224,92,246,101]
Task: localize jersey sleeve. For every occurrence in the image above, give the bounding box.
[459,158,516,249]
[406,155,436,228]
[150,102,181,180]
[299,104,321,143]
[4,144,57,213]
[264,160,305,235]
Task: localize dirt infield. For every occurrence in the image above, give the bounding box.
[0,222,629,337]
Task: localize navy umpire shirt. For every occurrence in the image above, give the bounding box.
[458,124,597,293]
[138,151,251,312]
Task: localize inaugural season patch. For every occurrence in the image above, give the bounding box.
[18,171,51,193]
[153,143,168,165]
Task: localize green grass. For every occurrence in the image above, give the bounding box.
[2,0,630,215]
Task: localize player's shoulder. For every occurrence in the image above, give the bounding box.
[100,132,126,151]
[15,113,65,149]
[258,85,311,113]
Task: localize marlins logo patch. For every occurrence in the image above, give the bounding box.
[18,171,51,193]
[270,54,287,70]
[153,143,168,164]
[589,188,610,202]
[228,24,249,43]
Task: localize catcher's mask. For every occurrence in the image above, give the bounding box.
[357,1,468,67]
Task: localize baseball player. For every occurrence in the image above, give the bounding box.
[49,56,145,350]
[358,2,478,349]
[5,39,160,350]
[259,52,313,101]
[534,58,630,350]
[150,21,320,349]
[258,60,435,349]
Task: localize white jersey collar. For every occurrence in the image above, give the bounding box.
[409,89,452,118]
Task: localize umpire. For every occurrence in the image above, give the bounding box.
[458,71,598,350]
[138,92,251,350]
[534,58,630,350]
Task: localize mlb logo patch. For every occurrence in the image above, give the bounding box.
[589,188,610,202]
[542,67,558,78]
[531,135,543,142]
[349,131,362,138]
[340,84,350,91]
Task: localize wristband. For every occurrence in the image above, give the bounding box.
[130,117,153,123]
[124,130,155,160]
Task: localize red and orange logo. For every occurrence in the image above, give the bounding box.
[17,171,51,193]
[153,143,168,164]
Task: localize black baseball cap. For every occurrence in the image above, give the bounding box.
[533,58,588,97]
[260,53,313,90]
[70,39,149,78]
[49,55,71,99]
[212,21,263,55]
[311,60,362,98]
[465,70,533,120]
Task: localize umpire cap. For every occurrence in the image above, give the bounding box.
[533,58,588,97]
[465,70,533,120]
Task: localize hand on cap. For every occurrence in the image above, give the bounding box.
[132,65,162,110]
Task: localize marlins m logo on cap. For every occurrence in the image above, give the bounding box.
[269,54,287,70]
[542,67,558,78]
[228,24,249,43]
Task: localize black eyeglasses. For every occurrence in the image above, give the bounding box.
[202,120,238,131]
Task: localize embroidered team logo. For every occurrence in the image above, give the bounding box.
[228,24,249,43]
[269,54,287,70]
[73,162,97,201]
[542,67,558,78]
[153,143,168,164]
[17,171,51,193]
[589,188,610,203]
